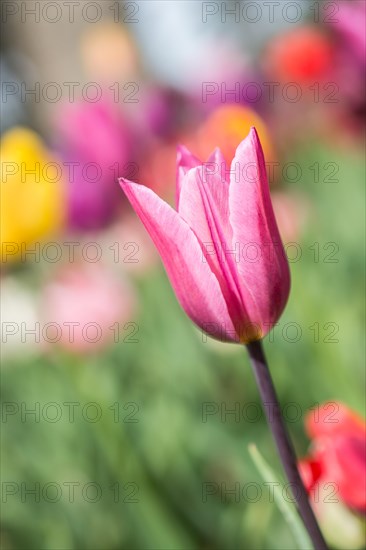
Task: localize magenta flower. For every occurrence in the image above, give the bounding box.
[328,1,366,65]
[120,128,290,344]
[55,100,131,231]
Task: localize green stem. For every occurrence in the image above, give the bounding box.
[246,340,328,550]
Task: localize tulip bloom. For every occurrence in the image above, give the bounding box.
[120,128,290,343]
[192,105,274,165]
[327,1,366,65]
[1,127,64,263]
[42,262,136,355]
[264,26,334,84]
[300,402,366,514]
[55,100,131,231]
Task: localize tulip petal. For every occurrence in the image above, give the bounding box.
[119,178,238,342]
[176,145,201,209]
[229,128,290,333]
[332,435,366,511]
[206,147,230,184]
[179,165,231,244]
[305,402,366,439]
[179,166,255,338]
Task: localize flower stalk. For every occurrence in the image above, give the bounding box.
[247,340,328,550]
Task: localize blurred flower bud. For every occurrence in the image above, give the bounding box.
[41,262,137,355]
[80,22,140,83]
[263,26,334,84]
[1,127,65,264]
[55,100,131,231]
[189,105,273,165]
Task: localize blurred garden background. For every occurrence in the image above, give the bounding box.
[1,1,365,549]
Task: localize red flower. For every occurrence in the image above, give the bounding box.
[264,26,334,84]
[300,402,366,514]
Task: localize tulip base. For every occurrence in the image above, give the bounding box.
[246,340,328,550]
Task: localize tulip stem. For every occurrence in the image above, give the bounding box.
[246,340,328,550]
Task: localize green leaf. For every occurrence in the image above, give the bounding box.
[248,444,313,550]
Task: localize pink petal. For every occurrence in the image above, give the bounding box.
[176,145,201,209]
[206,147,230,184]
[178,166,252,337]
[119,178,238,342]
[229,128,290,335]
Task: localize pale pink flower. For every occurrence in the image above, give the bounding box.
[42,263,136,354]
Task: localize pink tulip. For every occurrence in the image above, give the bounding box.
[42,262,136,355]
[327,1,366,66]
[55,100,131,231]
[119,128,290,343]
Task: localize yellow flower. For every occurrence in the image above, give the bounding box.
[1,127,65,263]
